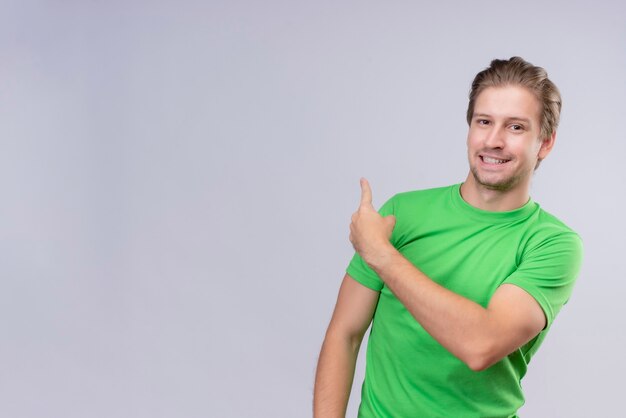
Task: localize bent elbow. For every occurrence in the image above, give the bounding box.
[462,343,500,372]
[466,356,494,372]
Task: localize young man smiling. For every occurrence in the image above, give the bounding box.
[314,57,582,417]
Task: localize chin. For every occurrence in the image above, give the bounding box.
[470,168,521,192]
[478,180,515,191]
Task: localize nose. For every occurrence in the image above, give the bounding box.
[484,125,505,149]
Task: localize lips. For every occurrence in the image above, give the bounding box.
[480,155,510,164]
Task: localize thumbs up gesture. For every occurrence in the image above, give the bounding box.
[349,178,396,268]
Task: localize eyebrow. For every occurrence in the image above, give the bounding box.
[473,113,533,125]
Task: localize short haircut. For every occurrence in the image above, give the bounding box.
[466,57,562,140]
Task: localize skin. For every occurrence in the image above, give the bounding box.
[462,85,555,211]
[313,85,556,418]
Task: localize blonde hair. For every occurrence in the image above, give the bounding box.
[466,57,561,140]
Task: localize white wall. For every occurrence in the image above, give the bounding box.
[1,1,624,417]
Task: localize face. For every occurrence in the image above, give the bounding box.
[466,85,554,192]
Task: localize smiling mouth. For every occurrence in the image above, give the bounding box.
[481,156,510,164]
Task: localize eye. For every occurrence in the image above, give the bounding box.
[476,119,490,126]
[510,124,524,131]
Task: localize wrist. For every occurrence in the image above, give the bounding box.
[365,243,398,273]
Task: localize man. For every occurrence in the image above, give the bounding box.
[313,57,583,417]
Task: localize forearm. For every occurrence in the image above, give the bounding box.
[369,246,500,370]
[313,331,361,418]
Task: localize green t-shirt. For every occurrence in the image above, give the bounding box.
[347,184,583,418]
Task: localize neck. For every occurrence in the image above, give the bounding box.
[460,173,531,212]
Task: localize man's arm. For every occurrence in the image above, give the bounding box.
[350,178,546,371]
[370,253,544,371]
[313,274,379,418]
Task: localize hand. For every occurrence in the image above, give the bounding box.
[349,178,396,268]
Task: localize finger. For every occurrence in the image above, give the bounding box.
[385,215,396,229]
[360,178,373,207]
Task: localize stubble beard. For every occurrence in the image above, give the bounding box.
[469,162,526,192]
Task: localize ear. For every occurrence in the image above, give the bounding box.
[538,131,556,160]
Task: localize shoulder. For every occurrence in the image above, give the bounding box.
[532,206,580,238]
[378,184,458,221]
[390,184,458,208]
[524,205,583,258]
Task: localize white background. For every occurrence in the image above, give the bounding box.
[1,1,624,417]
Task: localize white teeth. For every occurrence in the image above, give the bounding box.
[483,156,508,164]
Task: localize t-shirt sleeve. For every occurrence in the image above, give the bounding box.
[345,195,397,292]
[502,231,583,327]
